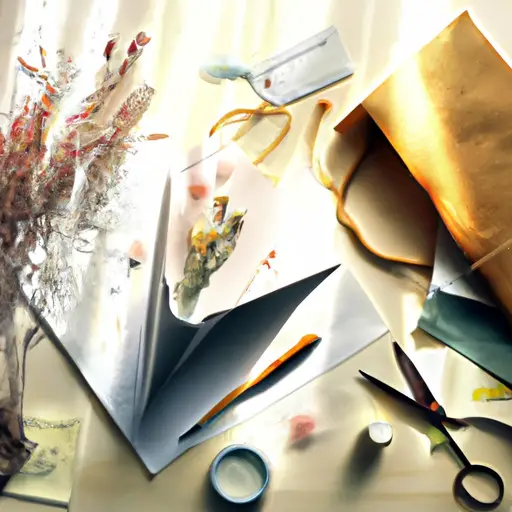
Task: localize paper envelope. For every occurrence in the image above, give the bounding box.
[327,10,512,389]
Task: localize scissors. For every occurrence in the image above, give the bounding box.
[360,341,504,511]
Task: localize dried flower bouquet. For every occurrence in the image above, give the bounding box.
[0,31,163,479]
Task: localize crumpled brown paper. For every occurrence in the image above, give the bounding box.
[333,11,512,317]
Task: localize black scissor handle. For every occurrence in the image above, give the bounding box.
[453,464,504,511]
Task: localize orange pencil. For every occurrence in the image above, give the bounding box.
[198,333,321,426]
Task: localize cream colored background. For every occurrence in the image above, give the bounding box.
[1,0,512,510]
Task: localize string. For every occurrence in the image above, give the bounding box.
[209,101,292,180]
[305,101,431,268]
[470,237,512,273]
[305,99,512,295]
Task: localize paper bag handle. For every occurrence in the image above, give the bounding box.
[304,101,423,266]
[209,102,292,166]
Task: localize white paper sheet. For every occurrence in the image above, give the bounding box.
[201,266,387,436]
[137,265,388,473]
[195,146,280,319]
[265,162,341,294]
[166,142,342,323]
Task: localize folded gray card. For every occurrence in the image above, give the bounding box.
[419,222,512,390]
[43,175,386,474]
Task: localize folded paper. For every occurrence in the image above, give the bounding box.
[363,12,512,321]
[328,11,512,383]
[353,11,512,319]
[419,224,512,390]
[332,113,438,267]
[47,129,389,474]
[198,334,321,426]
[171,264,387,469]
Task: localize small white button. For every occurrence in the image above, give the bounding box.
[368,421,393,446]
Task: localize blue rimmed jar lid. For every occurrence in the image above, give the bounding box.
[210,444,270,504]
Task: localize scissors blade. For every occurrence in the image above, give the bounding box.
[393,341,440,411]
[359,370,433,418]
[360,368,468,429]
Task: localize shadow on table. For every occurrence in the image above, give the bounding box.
[464,417,512,443]
[340,427,383,500]
[202,477,267,512]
